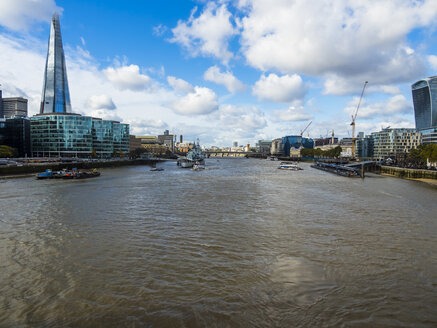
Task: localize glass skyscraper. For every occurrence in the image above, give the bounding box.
[412,76,437,144]
[31,13,130,158]
[40,13,72,114]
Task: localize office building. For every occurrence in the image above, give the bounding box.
[0,117,31,157]
[129,135,142,152]
[157,130,175,151]
[270,138,283,155]
[40,13,71,114]
[256,140,272,154]
[371,128,421,159]
[355,135,374,159]
[282,136,313,156]
[2,97,28,118]
[0,89,3,118]
[412,76,437,144]
[31,114,129,158]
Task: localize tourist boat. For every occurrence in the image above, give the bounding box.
[177,142,205,168]
[278,162,303,170]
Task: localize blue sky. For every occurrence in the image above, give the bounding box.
[1,0,437,146]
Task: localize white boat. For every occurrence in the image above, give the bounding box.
[278,162,303,170]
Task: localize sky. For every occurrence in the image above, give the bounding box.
[1,0,437,147]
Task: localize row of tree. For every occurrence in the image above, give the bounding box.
[407,144,437,166]
[300,146,343,158]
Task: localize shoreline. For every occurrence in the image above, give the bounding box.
[0,159,166,177]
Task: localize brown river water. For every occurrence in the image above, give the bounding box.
[0,159,436,327]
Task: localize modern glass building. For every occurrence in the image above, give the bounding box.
[31,114,129,158]
[355,135,374,159]
[31,13,130,158]
[282,136,314,156]
[0,117,31,157]
[112,122,130,155]
[412,76,437,144]
[40,13,72,114]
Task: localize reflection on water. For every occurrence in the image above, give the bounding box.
[1,159,436,327]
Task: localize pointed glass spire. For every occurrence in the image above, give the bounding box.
[40,13,72,114]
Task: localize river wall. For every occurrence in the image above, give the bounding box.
[380,166,437,180]
[0,159,163,176]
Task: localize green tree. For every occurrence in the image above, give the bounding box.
[0,145,18,158]
[90,149,97,158]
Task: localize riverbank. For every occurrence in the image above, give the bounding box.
[380,165,437,187]
[0,159,164,176]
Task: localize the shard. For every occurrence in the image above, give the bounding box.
[40,13,72,114]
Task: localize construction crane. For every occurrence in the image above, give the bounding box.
[350,81,368,158]
[300,120,312,136]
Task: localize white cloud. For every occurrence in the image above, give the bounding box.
[272,105,313,122]
[128,119,168,136]
[379,85,401,95]
[167,76,194,93]
[204,66,245,93]
[252,73,306,102]
[103,64,151,91]
[170,86,219,115]
[238,0,436,92]
[0,0,61,31]
[344,94,411,119]
[170,3,237,63]
[428,55,437,70]
[86,95,116,110]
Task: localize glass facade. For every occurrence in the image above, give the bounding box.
[92,119,114,158]
[40,13,72,114]
[282,136,314,156]
[31,114,130,158]
[412,77,437,131]
[112,122,130,155]
[31,114,93,157]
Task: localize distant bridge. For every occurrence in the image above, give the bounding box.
[206,151,265,158]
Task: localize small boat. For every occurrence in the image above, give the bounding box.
[192,163,205,171]
[36,169,55,179]
[74,169,101,179]
[150,167,164,172]
[278,162,303,170]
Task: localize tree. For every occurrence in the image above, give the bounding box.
[0,145,18,158]
[90,149,97,158]
[407,146,426,166]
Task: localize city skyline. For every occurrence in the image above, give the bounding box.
[1,0,437,146]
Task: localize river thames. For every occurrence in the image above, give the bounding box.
[1,159,436,327]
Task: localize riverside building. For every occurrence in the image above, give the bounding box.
[412,76,437,144]
[371,128,421,160]
[2,97,28,118]
[31,13,129,158]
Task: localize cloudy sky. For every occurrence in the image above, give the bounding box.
[1,0,437,146]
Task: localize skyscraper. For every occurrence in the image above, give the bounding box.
[0,89,3,118]
[412,77,437,144]
[40,13,72,114]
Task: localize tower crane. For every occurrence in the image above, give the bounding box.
[299,120,312,148]
[351,81,368,158]
[300,120,312,136]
